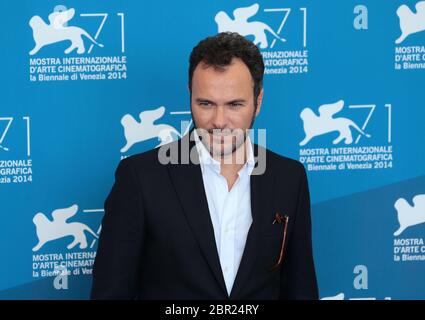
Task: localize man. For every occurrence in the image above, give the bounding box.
[91,32,318,299]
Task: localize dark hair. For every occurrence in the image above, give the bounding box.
[188,32,265,106]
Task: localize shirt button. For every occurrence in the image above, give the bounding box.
[224,266,228,273]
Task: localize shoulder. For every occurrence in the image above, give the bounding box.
[115,141,173,177]
[256,144,307,181]
[120,148,162,168]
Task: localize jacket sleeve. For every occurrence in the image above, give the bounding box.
[91,158,145,299]
[279,164,319,300]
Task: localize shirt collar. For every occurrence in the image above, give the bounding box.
[193,129,256,176]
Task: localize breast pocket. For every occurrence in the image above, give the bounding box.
[260,224,285,238]
[256,228,284,271]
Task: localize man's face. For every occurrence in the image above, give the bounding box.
[190,58,263,158]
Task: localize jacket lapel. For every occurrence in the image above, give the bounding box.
[167,130,228,297]
[230,143,274,299]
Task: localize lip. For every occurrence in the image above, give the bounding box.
[211,134,232,143]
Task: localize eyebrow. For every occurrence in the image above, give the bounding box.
[195,98,247,105]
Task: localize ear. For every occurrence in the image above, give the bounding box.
[255,89,264,117]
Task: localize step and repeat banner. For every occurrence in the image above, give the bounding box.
[0,0,424,299]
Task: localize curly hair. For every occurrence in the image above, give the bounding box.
[189,32,265,106]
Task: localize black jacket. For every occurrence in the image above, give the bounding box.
[91,130,318,299]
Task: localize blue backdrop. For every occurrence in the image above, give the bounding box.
[0,0,424,299]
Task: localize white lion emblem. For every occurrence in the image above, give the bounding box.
[29,8,104,55]
[120,106,184,153]
[32,204,99,252]
[299,100,371,146]
[394,194,425,236]
[215,3,286,49]
[395,1,425,44]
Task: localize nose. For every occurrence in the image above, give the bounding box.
[211,106,228,129]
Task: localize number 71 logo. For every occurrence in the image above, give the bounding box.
[0,117,31,155]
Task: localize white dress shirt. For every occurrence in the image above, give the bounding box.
[194,130,255,295]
